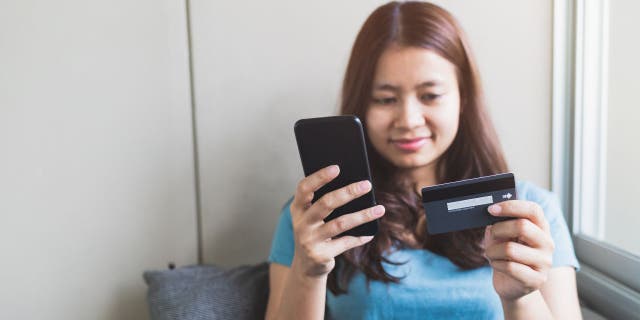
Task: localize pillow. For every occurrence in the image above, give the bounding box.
[143,262,269,320]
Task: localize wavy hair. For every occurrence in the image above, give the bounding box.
[328,1,509,295]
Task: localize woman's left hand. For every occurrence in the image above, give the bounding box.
[483,200,555,302]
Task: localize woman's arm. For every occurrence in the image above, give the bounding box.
[265,264,287,320]
[540,267,582,318]
[499,267,580,319]
[265,263,327,320]
[500,290,552,319]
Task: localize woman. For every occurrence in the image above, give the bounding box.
[266,2,581,319]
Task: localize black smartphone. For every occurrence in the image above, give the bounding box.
[294,115,378,237]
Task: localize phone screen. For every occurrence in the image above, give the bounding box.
[294,115,378,237]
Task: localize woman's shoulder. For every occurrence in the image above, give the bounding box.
[516,180,580,270]
[515,180,562,220]
[516,180,554,201]
[274,197,294,230]
[268,197,295,266]
[278,197,294,217]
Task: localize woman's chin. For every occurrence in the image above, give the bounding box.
[390,154,437,170]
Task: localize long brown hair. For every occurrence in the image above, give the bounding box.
[328,1,509,294]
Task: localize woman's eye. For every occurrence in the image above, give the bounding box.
[373,97,397,105]
[421,93,441,102]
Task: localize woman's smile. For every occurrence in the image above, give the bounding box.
[390,136,432,152]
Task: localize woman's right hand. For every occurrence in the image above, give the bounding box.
[289,165,385,280]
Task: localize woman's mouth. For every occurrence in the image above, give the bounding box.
[390,137,430,152]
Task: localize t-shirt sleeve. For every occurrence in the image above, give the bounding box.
[268,198,295,267]
[517,181,580,271]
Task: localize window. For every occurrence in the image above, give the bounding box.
[553,0,640,318]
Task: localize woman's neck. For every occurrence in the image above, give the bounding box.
[406,163,438,194]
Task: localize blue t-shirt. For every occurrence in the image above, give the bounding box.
[268,181,580,319]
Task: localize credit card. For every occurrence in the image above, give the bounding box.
[421,173,517,235]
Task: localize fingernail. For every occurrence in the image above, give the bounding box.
[372,205,385,217]
[358,180,371,192]
[360,235,374,243]
[328,165,339,175]
[488,204,501,215]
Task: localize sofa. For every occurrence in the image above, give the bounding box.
[143,263,270,320]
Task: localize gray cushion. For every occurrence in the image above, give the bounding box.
[143,262,269,320]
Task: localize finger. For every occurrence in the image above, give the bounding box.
[488,200,549,232]
[482,225,507,251]
[482,225,498,250]
[317,205,385,240]
[308,179,372,221]
[292,165,340,210]
[485,241,552,271]
[490,218,554,249]
[323,235,374,258]
[490,260,548,291]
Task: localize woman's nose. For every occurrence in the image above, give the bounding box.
[395,97,425,129]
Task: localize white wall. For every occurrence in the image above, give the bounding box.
[605,0,640,254]
[0,0,198,319]
[190,0,553,266]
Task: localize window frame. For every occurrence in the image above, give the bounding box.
[552,0,640,318]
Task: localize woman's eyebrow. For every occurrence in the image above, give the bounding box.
[373,81,442,92]
[373,83,400,92]
[415,80,441,89]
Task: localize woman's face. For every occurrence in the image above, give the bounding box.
[365,45,461,170]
